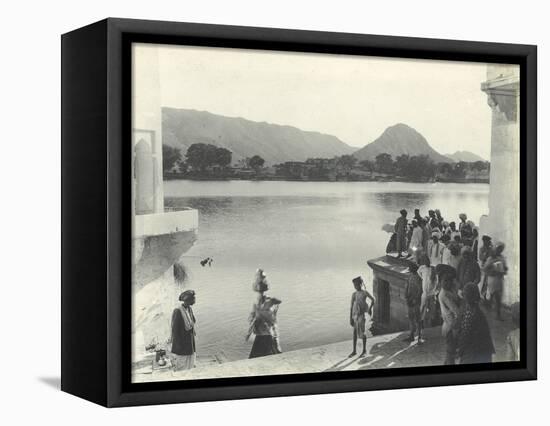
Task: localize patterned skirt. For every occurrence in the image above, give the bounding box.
[249,335,276,358]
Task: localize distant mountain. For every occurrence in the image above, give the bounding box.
[445,150,486,163]
[162,108,355,165]
[353,123,453,164]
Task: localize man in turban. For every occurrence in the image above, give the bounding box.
[484,242,508,320]
[405,262,423,343]
[394,209,408,258]
[170,290,197,371]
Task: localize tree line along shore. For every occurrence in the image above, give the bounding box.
[163,142,490,183]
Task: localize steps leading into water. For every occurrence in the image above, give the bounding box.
[132,307,515,383]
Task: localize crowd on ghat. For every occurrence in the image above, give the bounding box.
[391,208,520,365]
[160,208,520,372]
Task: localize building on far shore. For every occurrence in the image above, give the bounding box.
[274,161,316,179]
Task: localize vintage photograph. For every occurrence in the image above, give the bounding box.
[131,42,520,383]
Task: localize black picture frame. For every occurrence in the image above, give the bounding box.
[61,17,537,407]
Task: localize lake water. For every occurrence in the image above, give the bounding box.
[139,180,489,362]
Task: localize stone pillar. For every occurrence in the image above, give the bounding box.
[480,65,520,304]
[134,139,155,214]
[132,44,164,215]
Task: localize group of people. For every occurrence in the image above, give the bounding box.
[406,262,498,364]
[392,208,508,321]
[394,207,518,364]
[166,207,516,372]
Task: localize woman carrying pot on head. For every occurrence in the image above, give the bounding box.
[247,269,283,358]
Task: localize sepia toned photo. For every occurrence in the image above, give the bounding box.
[130,43,520,384]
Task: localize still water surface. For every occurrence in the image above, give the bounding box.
[141,180,489,361]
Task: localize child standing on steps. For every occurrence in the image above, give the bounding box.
[349,276,375,358]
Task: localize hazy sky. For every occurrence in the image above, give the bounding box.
[141,43,500,160]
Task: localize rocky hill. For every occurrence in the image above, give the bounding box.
[353,123,453,164]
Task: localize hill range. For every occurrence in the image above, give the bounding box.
[163,109,483,165]
[162,108,355,165]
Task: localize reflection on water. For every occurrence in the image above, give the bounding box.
[372,192,433,212]
[142,181,489,361]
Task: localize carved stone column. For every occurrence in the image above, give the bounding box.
[132,45,164,215]
[480,65,520,304]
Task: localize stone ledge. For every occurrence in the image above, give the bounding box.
[133,308,515,383]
